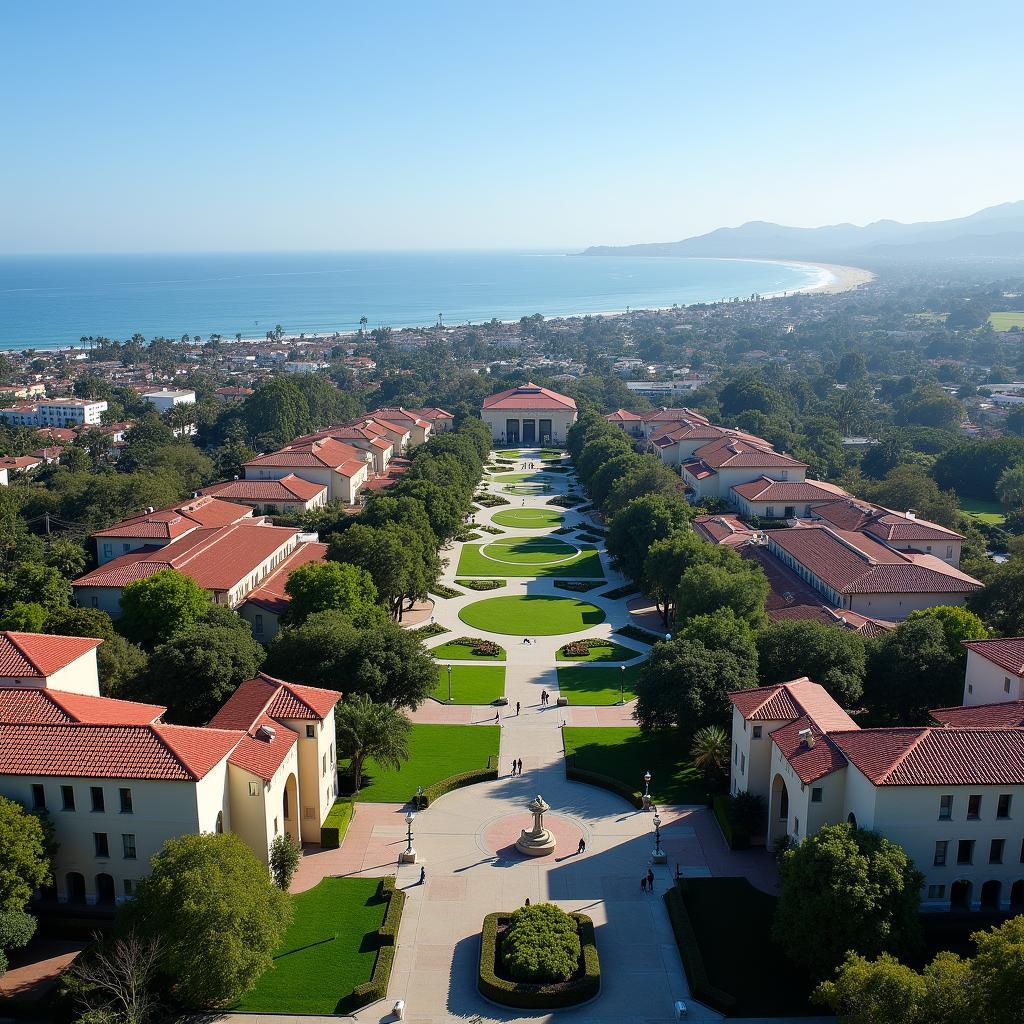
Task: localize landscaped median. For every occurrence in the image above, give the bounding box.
[320,797,354,848]
[458,595,605,635]
[478,905,600,1009]
[235,876,405,1014]
[431,663,505,704]
[556,664,640,705]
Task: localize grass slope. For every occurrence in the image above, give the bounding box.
[349,723,499,802]
[959,496,1006,525]
[989,311,1024,331]
[459,595,605,635]
[563,726,708,804]
[431,663,505,704]
[236,877,386,1014]
[556,664,641,704]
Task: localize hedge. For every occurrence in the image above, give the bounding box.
[478,912,599,1009]
[349,877,406,1010]
[411,622,448,638]
[455,578,506,591]
[615,624,662,644]
[565,757,643,809]
[713,794,750,850]
[320,799,354,848]
[415,759,498,807]
[600,584,639,600]
[663,883,736,1013]
[430,583,463,599]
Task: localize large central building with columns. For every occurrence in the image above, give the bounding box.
[481,383,577,446]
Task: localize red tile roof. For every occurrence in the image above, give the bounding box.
[227,714,297,781]
[0,688,164,726]
[930,700,1024,729]
[73,523,298,593]
[831,727,1024,786]
[768,525,981,596]
[689,436,807,471]
[208,672,340,732]
[0,632,102,678]
[0,722,241,780]
[243,542,328,615]
[729,678,858,731]
[692,514,755,546]
[0,456,41,470]
[962,638,1024,675]
[244,437,369,476]
[811,498,964,543]
[771,714,849,783]
[92,496,253,540]
[482,382,577,411]
[731,476,850,503]
[201,474,326,504]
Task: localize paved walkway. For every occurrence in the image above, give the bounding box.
[235,451,780,1024]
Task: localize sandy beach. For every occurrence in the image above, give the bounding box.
[778,260,876,295]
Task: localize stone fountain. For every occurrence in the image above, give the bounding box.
[515,794,557,856]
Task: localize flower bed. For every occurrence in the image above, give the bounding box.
[411,622,449,638]
[476,494,511,507]
[430,583,463,599]
[433,635,506,658]
[478,907,599,1009]
[478,524,503,535]
[547,495,582,507]
[558,638,612,657]
[456,578,506,591]
[553,580,602,593]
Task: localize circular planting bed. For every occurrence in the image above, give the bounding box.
[479,905,599,1009]
[458,595,605,635]
[491,508,565,530]
[478,536,579,567]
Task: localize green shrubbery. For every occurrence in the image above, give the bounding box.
[415,760,498,807]
[320,799,354,849]
[348,877,405,1011]
[502,904,580,982]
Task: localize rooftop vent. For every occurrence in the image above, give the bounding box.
[256,725,276,742]
[906,509,917,519]
[798,727,815,749]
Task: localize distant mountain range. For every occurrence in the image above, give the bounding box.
[582,201,1024,262]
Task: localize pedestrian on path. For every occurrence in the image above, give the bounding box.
[419,866,426,885]
[494,710,500,723]
[647,868,655,892]
[516,701,521,716]
[577,838,586,854]
[640,876,647,894]
[517,758,522,775]
[510,760,517,776]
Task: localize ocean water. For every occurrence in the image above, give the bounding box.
[0,251,829,351]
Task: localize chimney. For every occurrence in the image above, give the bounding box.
[906,509,917,519]
[256,725,276,742]
[798,727,815,749]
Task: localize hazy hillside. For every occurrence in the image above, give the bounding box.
[583,202,1024,261]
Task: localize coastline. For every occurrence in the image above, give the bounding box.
[0,256,875,355]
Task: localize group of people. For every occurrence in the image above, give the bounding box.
[509,758,524,776]
[540,690,551,705]
[639,868,656,894]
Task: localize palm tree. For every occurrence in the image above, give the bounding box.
[359,316,368,334]
[690,725,730,779]
[335,695,411,793]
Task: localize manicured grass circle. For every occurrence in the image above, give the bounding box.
[481,536,578,565]
[491,507,564,529]
[458,595,605,635]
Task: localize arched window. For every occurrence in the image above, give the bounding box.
[847,812,857,829]
[980,880,1002,910]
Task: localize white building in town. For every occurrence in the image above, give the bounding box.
[481,383,577,446]
[962,638,1024,706]
[142,389,196,413]
[0,399,107,429]
[0,632,340,907]
[729,678,1024,913]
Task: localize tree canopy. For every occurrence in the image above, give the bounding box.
[119,569,210,648]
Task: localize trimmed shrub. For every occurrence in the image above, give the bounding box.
[455,579,506,591]
[554,580,602,593]
[615,624,662,644]
[430,583,463,599]
[411,622,448,639]
[600,584,639,600]
[713,795,747,850]
[502,904,580,982]
[565,757,643,809]
[348,877,405,1010]
[478,911,599,1009]
[664,884,735,1013]
[320,799,353,849]
[415,760,498,807]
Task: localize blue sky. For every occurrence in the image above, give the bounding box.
[3,0,1022,252]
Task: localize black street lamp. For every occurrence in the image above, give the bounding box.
[653,812,665,862]
[400,809,418,863]
[643,770,652,811]
[619,664,625,705]
[446,663,453,704]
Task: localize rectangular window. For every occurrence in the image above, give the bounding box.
[253,614,263,634]
[811,787,823,803]
[90,786,104,812]
[957,839,974,865]
[123,879,134,897]
[766,507,775,518]
[990,838,1005,864]
[1006,677,1012,694]
[938,794,952,820]
[303,806,315,820]
[752,725,762,739]
[61,785,75,811]
[998,794,1011,819]
[946,546,953,559]
[934,840,948,866]
[122,834,137,859]
[94,832,109,858]
[119,788,133,814]
[927,884,946,900]
[968,795,982,820]
[273,817,279,835]
[733,743,738,764]
[740,753,746,773]
[32,784,45,809]
[102,543,112,559]
[306,724,315,739]
[322,754,327,775]
[91,596,99,607]
[248,781,259,796]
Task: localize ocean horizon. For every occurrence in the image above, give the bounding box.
[0,251,831,352]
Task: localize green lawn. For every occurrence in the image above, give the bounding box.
[431,638,507,660]
[457,540,604,578]
[563,726,708,804]
[673,878,816,1017]
[556,665,641,704]
[431,663,505,704]
[347,723,499,802]
[959,496,1006,525]
[497,449,564,460]
[236,877,387,1014]
[556,641,642,663]
[459,595,605,635]
[989,311,1024,331]
[491,507,565,529]
[490,471,549,482]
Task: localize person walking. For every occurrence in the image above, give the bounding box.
[640,875,647,894]
[516,701,521,716]
[517,758,523,775]
[494,710,500,723]
[577,838,586,854]
[510,759,517,776]
[419,866,426,885]
[647,868,655,893]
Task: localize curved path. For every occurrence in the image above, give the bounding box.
[265,452,782,1024]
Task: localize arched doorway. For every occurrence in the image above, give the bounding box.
[847,812,857,829]
[282,773,299,843]
[215,810,224,834]
[66,872,86,904]
[95,873,115,905]
[1011,880,1024,911]
[950,879,972,911]
[769,774,790,849]
[980,880,1002,910]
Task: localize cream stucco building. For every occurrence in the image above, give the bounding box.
[482,383,577,446]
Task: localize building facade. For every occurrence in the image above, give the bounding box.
[481,383,577,446]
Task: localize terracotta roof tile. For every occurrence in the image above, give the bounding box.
[227,715,297,781]
[243,542,328,615]
[482,382,577,411]
[930,700,1024,729]
[201,474,326,504]
[0,632,102,678]
[962,638,1024,676]
[93,496,252,539]
[771,714,849,783]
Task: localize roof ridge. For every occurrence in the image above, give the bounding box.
[873,728,930,784]
[4,633,44,675]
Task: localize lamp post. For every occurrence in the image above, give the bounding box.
[416,785,424,810]
[643,770,652,811]
[446,663,453,704]
[652,811,667,863]
[664,632,671,643]
[619,664,625,705]
[400,810,418,863]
